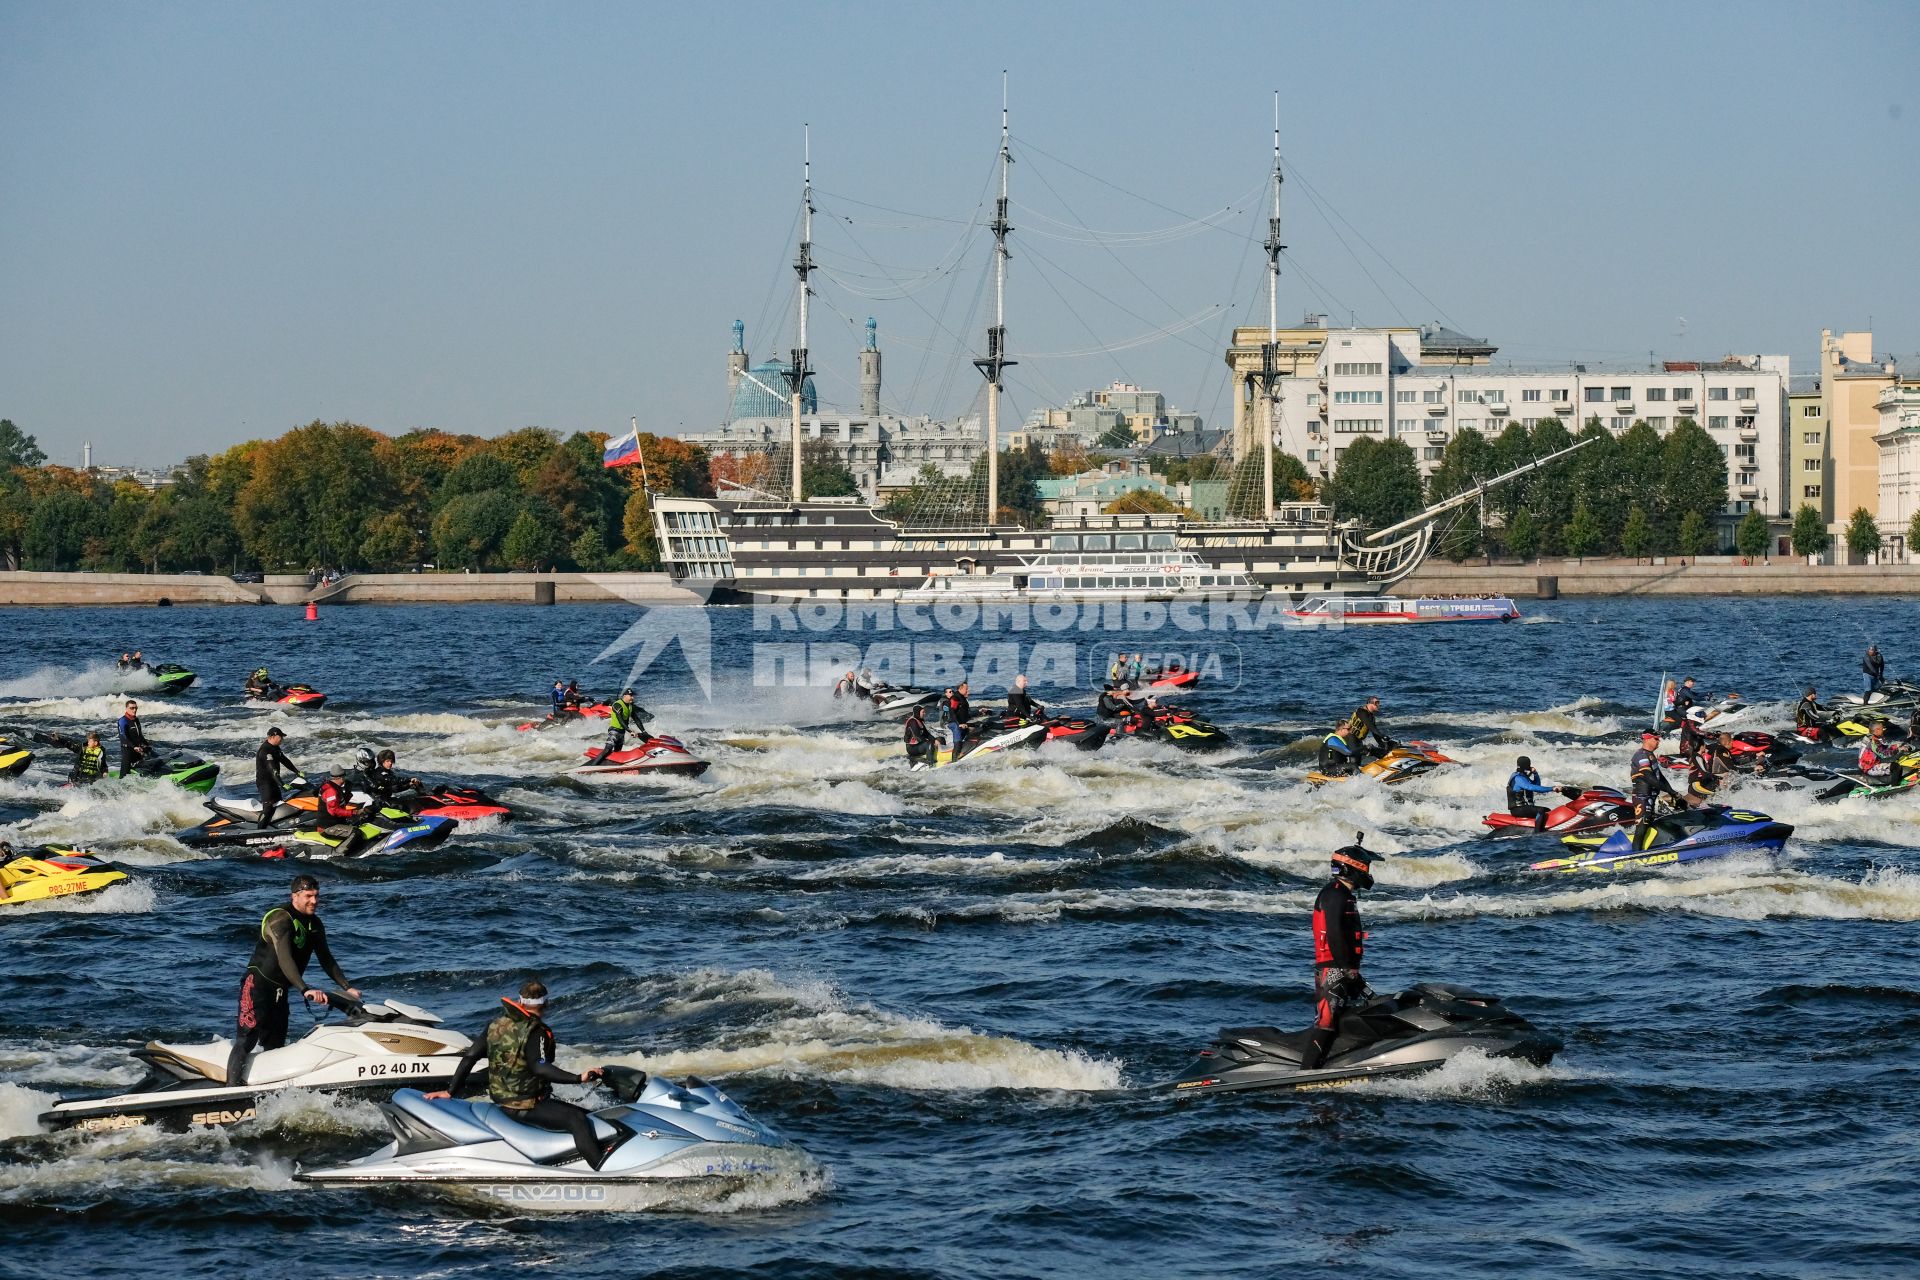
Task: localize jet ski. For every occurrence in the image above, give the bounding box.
[40,992,472,1132]
[1167,983,1560,1097]
[296,1067,803,1209]
[1814,757,1920,802]
[280,781,513,823]
[1108,704,1232,752]
[248,682,328,709]
[267,813,459,860]
[1659,731,1800,773]
[125,753,222,794]
[908,721,1046,770]
[0,735,32,778]
[1,847,128,907]
[1534,805,1793,872]
[573,735,710,778]
[175,790,449,854]
[1481,786,1632,838]
[516,703,611,732]
[1141,668,1199,692]
[1309,741,1454,786]
[982,713,1110,750]
[871,685,940,716]
[149,663,197,694]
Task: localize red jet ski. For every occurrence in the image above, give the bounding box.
[1659,731,1800,773]
[391,784,512,823]
[1482,786,1633,838]
[572,735,710,778]
[1142,668,1199,692]
[1110,703,1231,751]
[984,714,1110,751]
[516,704,612,732]
[250,682,327,709]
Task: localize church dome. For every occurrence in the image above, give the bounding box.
[730,358,816,422]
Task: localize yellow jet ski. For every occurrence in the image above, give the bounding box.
[0,736,33,778]
[1308,741,1456,786]
[0,847,128,906]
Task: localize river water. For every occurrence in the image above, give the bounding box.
[2,597,1917,1278]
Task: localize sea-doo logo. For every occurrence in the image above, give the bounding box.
[477,1184,609,1203]
[190,1107,257,1126]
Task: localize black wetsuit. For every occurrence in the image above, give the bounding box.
[903,714,934,763]
[226,905,350,1085]
[255,739,299,825]
[1006,688,1043,721]
[446,1004,601,1169]
[1097,689,1133,719]
[1630,746,1679,846]
[1864,650,1886,693]
[1345,707,1392,758]
[116,713,151,778]
[1303,876,1366,1069]
[1795,695,1826,742]
[1687,743,1733,802]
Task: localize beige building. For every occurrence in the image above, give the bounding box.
[1787,379,1827,519]
[1875,381,1920,561]
[1819,328,1897,558]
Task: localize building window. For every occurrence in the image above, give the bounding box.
[1803,431,1822,445]
[1306,448,1319,461]
[1523,417,1540,427]
[1735,444,1756,461]
[1550,389,1568,402]
[1648,416,1667,430]
[1674,388,1695,401]
[1522,389,1541,402]
[1332,419,1384,433]
[1483,391,1505,404]
[1585,387,1606,402]
[1459,418,1479,431]
[1736,386,1754,398]
[1803,405,1822,418]
[1646,387,1667,402]
[1423,389,1445,403]
[1334,390,1383,404]
[1804,484,1822,497]
[1710,416,1730,429]
[1423,447,1443,460]
[1804,458,1822,471]
[1458,390,1480,403]
[1611,386,1632,401]
[1611,416,1632,430]
[1306,393,1319,406]
[1708,387,1730,401]
[1396,389,1416,403]
[1331,361,1383,376]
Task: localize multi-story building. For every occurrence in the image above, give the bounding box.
[1819,329,1898,558]
[1787,375,1826,519]
[1033,460,1185,520]
[1224,320,1789,530]
[1015,381,1204,449]
[1874,381,1920,561]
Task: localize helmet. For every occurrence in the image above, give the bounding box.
[1516,755,1533,771]
[1331,834,1382,890]
[354,748,375,771]
[622,687,634,698]
[254,667,269,679]
[1804,686,1816,697]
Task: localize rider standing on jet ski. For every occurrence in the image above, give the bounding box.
[1631,730,1681,845]
[1506,755,1575,831]
[427,979,611,1171]
[1864,644,1886,696]
[1007,674,1044,721]
[116,699,152,778]
[226,874,360,1085]
[940,683,972,749]
[1301,837,1383,1070]
[1344,696,1395,760]
[602,689,651,757]
[254,726,300,827]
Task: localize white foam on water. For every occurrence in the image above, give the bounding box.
[791,849,1061,881]
[0,1082,55,1139]
[1388,862,1920,924]
[0,661,160,701]
[605,967,1122,1092]
[1360,1048,1591,1101]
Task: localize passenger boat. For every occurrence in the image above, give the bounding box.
[901,542,1258,603]
[1283,595,1520,625]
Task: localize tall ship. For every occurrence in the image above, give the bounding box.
[651,98,1579,605]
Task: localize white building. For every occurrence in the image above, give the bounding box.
[1238,325,1789,525]
[1874,381,1920,560]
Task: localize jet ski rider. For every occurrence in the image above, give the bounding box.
[1318,720,1361,776]
[1505,755,1576,831]
[1795,686,1828,743]
[1858,721,1910,788]
[550,679,569,713]
[1300,835,1384,1071]
[603,689,651,757]
[69,731,108,785]
[246,667,274,700]
[1096,684,1134,719]
[116,699,152,778]
[428,979,611,1171]
[1631,729,1681,847]
[254,726,301,827]
[941,682,972,750]
[1006,674,1044,721]
[1686,733,1736,806]
[1344,695,1395,761]
[368,749,423,802]
[316,764,374,857]
[903,703,935,765]
[225,874,360,1086]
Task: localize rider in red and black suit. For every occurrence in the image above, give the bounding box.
[316,764,372,857]
[1301,837,1384,1070]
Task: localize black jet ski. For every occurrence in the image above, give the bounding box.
[1109,704,1232,752]
[1168,983,1560,1096]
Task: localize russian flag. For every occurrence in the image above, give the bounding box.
[602,429,641,469]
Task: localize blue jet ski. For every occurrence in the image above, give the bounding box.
[1530,805,1793,874]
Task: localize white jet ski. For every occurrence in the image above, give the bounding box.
[41,993,473,1132]
[907,721,1046,770]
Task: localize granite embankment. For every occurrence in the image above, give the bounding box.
[1401,557,1920,596]
[0,570,703,607]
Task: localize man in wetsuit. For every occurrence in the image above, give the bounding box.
[1318,721,1361,776]
[254,726,300,826]
[1795,687,1827,743]
[602,689,651,758]
[366,749,423,803]
[245,667,275,700]
[1631,729,1681,847]
[116,699,152,778]
[1863,644,1886,697]
[1344,696,1395,760]
[1506,755,1574,831]
[903,703,935,765]
[225,874,360,1085]
[1686,733,1735,807]
[1096,684,1135,719]
[1006,674,1044,722]
[941,683,972,749]
[427,979,611,1170]
[316,764,373,857]
[1299,837,1383,1070]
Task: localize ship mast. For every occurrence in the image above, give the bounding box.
[973,75,1015,526]
[1260,92,1285,521]
[787,125,815,503]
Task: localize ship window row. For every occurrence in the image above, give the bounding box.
[668,536,730,559]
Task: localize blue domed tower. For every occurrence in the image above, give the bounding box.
[728,336,816,423]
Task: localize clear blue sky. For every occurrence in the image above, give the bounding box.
[2,0,1915,466]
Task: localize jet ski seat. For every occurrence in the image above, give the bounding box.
[391,1091,497,1145]
[467,1099,623,1162]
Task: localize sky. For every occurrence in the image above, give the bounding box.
[2,0,1916,467]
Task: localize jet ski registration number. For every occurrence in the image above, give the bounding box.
[355,1061,438,1078]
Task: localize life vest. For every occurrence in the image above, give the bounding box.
[319,780,357,820]
[75,744,106,779]
[1506,768,1543,812]
[484,1002,548,1106]
[903,716,931,747]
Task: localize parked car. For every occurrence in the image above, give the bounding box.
[230,571,265,583]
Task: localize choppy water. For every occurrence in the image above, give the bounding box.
[3,597,1918,1278]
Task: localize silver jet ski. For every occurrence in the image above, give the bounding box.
[906,721,1046,771]
[297,1066,805,1212]
[41,992,472,1132]
[1167,983,1560,1096]
[870,685,939,715]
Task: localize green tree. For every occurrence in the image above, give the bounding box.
[1270,449,1314,504]
[1427,426,1493,502]
[1563,501,1602,561]
[0,419,46,469]
[1439,513,1481,563]
[1846,506,1882,561]
[1676,509,1712,556]
[1909,509,1920,561]
[23,489,96,569]
[1570,420,1626,550]
[1791,503,1831,558]
[1507,507,1540,561]
[1736,508,1771,560]
[437,451,520,508]
[620,488,658,566]
[432,489,520,570]
[502,505,563,570]
[1621,504,1653,561]
[1617,421,1668,546]
[569,527,607,572]
[233,422,399,569]
[800,439,859,499]
[1327,436,1424,528]
[1660,419,1729,550]
[360,511,424,569]
[1103,488,1186,516]
[969,443,1049,525]
[1095,421,1137,450]
[487,427,563,489]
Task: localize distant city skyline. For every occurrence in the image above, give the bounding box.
[2,0,1916,466]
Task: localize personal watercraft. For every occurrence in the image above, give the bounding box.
[280,780,513,823]
[21,729,219,792]
[0,848,128,907]
[516,703,611,732]
[871,686,940,716]
[1108,704,1232,752]
[0,735,32,777]
[248,682,328,709]
[268,813,458,859]
[296,1067,804,1210]
[983,713,1110,751]
[573,735,710,778]
[1660,731,1800,773]
[908,721,1046,769]
[148,663,197,694]
[1481,786,1633,838]
[40,992,472,1132]
[1815,763,1920,802]
[1308,741,1454,786]
[1534,805,1793,872]
[1167,983,1560,1097]
[175,792,455,855]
